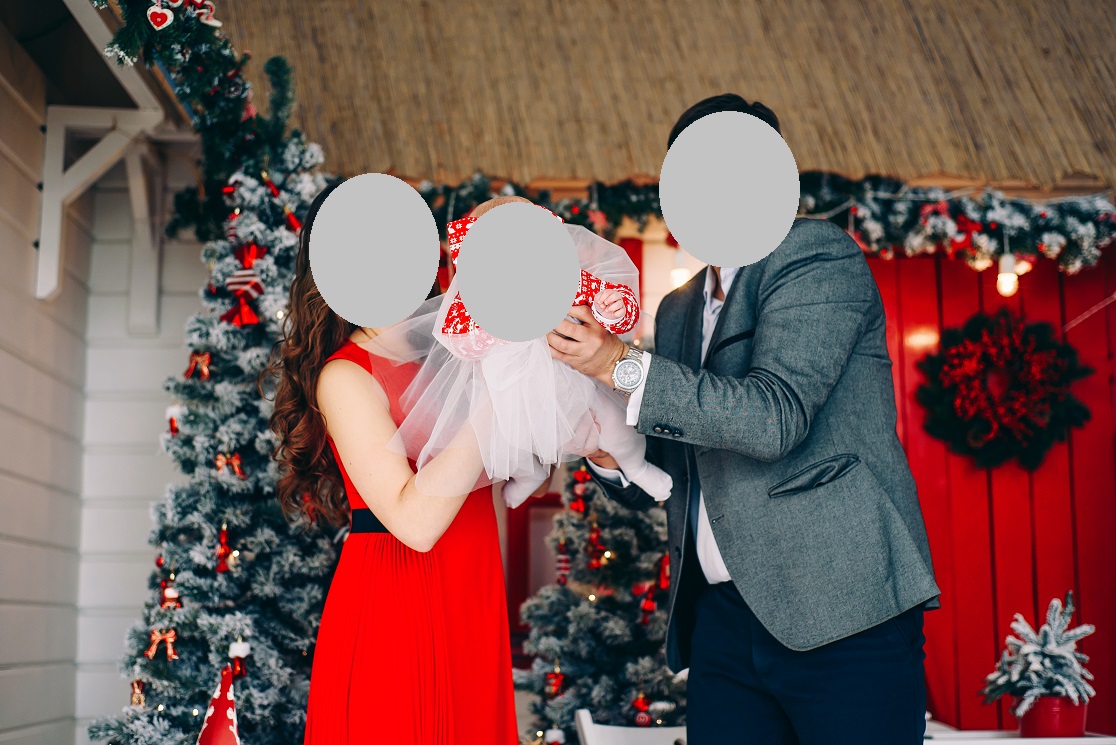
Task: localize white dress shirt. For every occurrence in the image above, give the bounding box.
[592,266,739,584]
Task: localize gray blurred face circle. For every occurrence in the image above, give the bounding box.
[659,111,800,267]
[454,203,580,343]
[309,173,439,328]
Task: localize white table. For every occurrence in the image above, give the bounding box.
[925,731,1116,743]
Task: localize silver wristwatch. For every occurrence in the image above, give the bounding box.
[611,345,645,397]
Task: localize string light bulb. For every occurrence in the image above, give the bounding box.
[996,254,1020,297]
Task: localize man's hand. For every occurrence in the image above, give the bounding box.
[548,304,628,387]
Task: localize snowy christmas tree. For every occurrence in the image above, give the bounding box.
[87,3,336,743]
[515,463,687,741]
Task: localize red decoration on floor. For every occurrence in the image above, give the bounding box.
[196,665,241,745]
[144,628,178,660]
[185,352,212,381]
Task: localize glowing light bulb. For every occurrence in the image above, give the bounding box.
[997,255,1020,297]
[997,272,1019,297]
[157,704,165,711]
[192,708,199,716]
[588,594,597,602]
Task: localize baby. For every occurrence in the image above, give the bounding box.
[435,196,672,507]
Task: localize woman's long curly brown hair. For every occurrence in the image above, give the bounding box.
[263,180,438,526]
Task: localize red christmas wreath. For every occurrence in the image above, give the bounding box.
[916,309,1091,470]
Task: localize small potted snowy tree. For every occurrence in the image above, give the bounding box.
[982,591,1096,737]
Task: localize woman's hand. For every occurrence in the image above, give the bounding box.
[548,305,627,386]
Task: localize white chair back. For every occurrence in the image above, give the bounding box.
[574,709,686,745]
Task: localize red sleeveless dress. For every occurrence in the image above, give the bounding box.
[304,340,518,744]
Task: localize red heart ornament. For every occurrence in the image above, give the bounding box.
[147,6,174,29]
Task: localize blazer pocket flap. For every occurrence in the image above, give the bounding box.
[767,454,861,497]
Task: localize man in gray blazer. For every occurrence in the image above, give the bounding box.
[548,95,940,744]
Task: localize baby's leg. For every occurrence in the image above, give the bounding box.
[593,401,673,501]
[502,458,552,509]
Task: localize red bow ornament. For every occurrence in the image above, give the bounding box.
[215,453,246,479]
[144,628,179,660]
[185,352,212,381]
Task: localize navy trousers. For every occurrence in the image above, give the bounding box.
[686,582,927,745]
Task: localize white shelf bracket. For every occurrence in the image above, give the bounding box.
[36,0,168,301]
[35,107,163,300]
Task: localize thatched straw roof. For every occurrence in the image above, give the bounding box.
[217,0,1115,191]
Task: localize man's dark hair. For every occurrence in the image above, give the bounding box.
[667,94,781,149]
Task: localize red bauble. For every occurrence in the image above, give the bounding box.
[545,661,565,698]
[572,483,587,497]
[155,555,165,569]
[568,496,587,514]
[639,591,656,625]
[284,205,302,232]
[573,468,592,483]
[215,524,232,573]
[632,692,651,725]
[261,171,280,198]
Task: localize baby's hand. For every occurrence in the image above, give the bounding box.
[593,288,626,321]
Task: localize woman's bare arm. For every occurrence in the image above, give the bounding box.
[317,359,485,552]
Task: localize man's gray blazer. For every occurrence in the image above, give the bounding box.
[595,218,940,672]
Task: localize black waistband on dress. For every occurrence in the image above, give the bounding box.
[350,508,389,534]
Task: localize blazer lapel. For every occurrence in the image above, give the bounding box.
[677,268,706,371]
[702,265,747,369]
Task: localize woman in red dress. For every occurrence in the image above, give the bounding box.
[268,182,518,744]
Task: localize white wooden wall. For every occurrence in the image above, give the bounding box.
[75,153,205,743]
[0,25,90,745]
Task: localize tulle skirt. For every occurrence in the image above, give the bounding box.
[367,224,639,498]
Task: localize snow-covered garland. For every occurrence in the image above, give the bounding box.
[421,172,1115,276]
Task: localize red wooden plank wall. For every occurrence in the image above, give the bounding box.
[867,252,1116,734]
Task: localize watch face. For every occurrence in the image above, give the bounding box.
[614,359,643,389]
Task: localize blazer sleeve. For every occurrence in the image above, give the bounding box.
[636,220,877,462]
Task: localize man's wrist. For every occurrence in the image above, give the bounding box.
[596,337,629,387]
